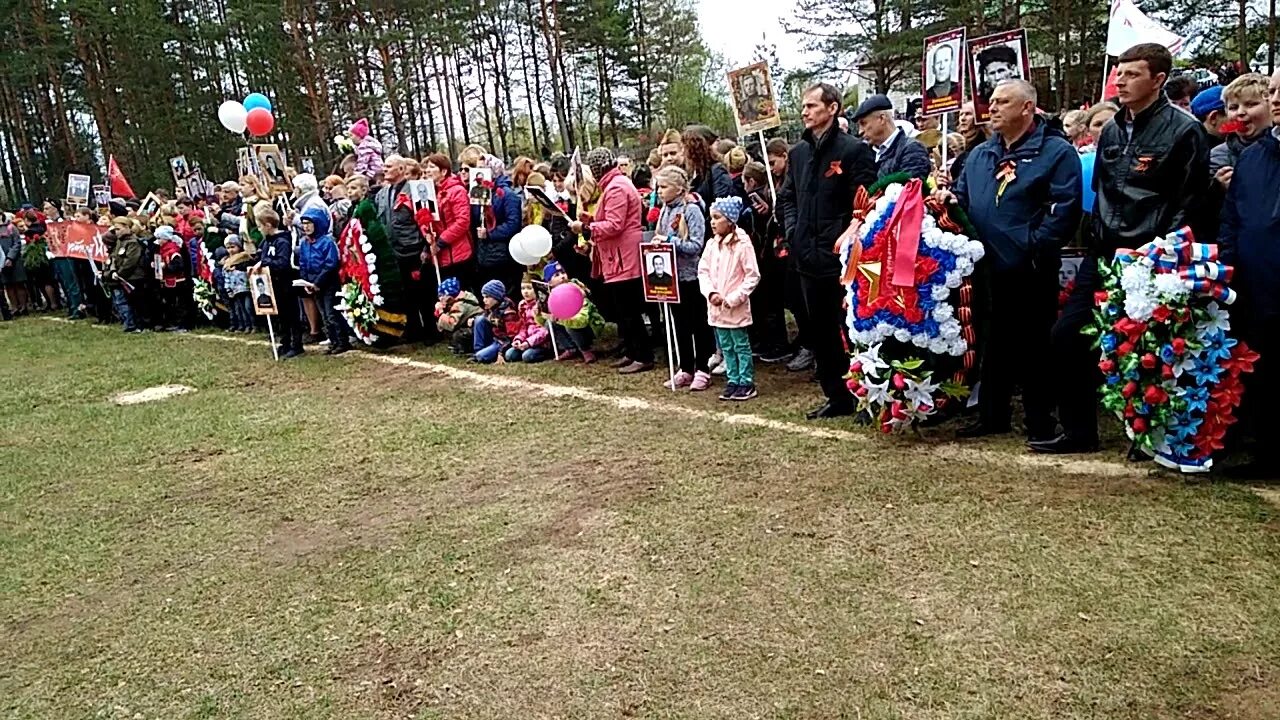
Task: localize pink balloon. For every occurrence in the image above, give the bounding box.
[547,282,585,321]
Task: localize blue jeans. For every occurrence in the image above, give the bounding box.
[715,327,754,386]
[112,287,137,331]
[504,346,551,363]
[472,316,504,363]
[229,293,253,330]
[552,324,595,352]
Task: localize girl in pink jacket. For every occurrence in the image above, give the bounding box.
[506,279,552,363]
[698,197,761,401]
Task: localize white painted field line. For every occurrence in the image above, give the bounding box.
[45,318,1142,478]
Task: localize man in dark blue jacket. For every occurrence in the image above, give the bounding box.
[852,94,932,181]
[1216,68,1280,478]
[939,79,1082,440]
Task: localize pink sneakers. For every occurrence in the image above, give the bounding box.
[689,370,712,391]
[664,370,693,390]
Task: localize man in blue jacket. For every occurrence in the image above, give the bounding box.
[852,94,932,181]
[297,206,350,356]
[938,79,1082,440]
[1216,68,1280,479]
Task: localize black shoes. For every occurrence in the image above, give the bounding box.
[956,421,1012,439]
[1027,433,1100,455]
[325,345,351,355]
[806,401,855,420]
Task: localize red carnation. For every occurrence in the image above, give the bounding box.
[1151,305,1171,323]
[1171,338,1186,354]
[1122,381,1138,398]
[1133,417,1148,433]
[1143,385,1168,405]
[1094,291,1110,305]
[1141,353,1157,369]
[1099,359,1116,373]
[1124,402,1137,418]
[1118,341,1135,356]
[1161,364,1175,380]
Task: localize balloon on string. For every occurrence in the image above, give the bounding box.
[547,283,585,321]
[246,108,275,137]
[243,93,272,113]
[509,240,540,266]
[218,101,248,134]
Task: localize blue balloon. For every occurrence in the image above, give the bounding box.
[1080,151,1096,214]
[243,93,272,113]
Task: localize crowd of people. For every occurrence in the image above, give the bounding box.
[2,43,1277,476]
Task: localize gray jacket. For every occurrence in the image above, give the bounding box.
[1209,133,1261,175]
[654,198,706,283]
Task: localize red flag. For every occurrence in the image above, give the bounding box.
[1102,66,1120,102]
[108,154,136,198]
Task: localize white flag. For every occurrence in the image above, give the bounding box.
[1107,0,1185,56]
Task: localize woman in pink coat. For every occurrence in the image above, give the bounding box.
[572,148,653,374]
[698,196,761,401]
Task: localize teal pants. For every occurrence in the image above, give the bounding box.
[714,326,754,386]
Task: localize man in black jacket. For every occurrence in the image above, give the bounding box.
[853,95,933,181]
[778,83,878,419]
[1033,43,1209,454]
[375,155,434,342]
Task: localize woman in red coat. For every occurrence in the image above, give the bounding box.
[424,153,476,294]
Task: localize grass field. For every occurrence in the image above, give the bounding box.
[3,316,1280,719]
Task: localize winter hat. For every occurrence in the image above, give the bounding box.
[526,171,547,189]
[349,118,370,141]
[154,225,178,241]
[485,154,507,176]
[224,234,243,249]
[586,147,616,180]
[711,196,744,224]
[542,261,562,283]
[481,279,506,301]
[438,277,461,298]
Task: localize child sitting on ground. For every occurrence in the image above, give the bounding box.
[506,279,552,363]
[472,280,521,364]
[542,261,603,363]
[221,235,254,333]
[698,197,761,401]
[435,277,483,354]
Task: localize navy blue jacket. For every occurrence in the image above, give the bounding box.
[875,131,932,181]
[476,174,524,268]
[258,230,296,283]
[298,207,339,288]
[1218,130,1280,318]
[954,118,1083,272]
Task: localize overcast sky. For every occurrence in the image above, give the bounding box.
[696,0,812,70]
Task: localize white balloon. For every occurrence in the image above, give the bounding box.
[218,100,248,134]
[509,237,540,266]
[522,224,553,258]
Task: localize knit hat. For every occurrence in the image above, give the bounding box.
[439,276,461,297]
[154,225,178,241]
[349,118,370,140]
[224,234,243,249]
[542,261,561,283]
[586,147,616,180]
[481,279,506,301]
[486,154,507,176]
[710,196,744,224]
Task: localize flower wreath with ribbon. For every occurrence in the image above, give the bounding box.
[191,240,218,320]
[335,199,408,345]
[836,173,985,432]
[1087,227,1257,473]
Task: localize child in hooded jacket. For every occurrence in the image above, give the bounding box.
[698,197,761,401]
[298,206,350,355]
[435,276,483,354]
[543,261,604,363]
[506,279,551,363]
[348,118,385,183]
[472,279,521,364]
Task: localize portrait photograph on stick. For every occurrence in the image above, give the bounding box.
[726,62,781,137]
[921,28,966,117]
[169,155,189,186]
[641,243,679,304]
[968,28,1031,123]
[65,173,91,207]
[254,143,290,193]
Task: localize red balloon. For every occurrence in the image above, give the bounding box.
[246,107,275,136]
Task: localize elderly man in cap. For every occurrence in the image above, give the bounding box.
[852,94,932,180]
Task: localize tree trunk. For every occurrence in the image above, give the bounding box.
[538,0,574,149]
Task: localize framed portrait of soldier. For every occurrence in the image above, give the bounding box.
[169,156,190,187]
[65,173,92,208]
[726,62,781,137]
[249,267,278,316]
[236,147,253,180]
[921,28,966,117]
[469,166,494,206]
[254,144,291,194]
[92,184,111,209]
[641,242,679,303]
[968,28,1031,124]
[184,168,208,201]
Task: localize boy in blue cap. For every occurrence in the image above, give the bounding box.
[543,260,604,363]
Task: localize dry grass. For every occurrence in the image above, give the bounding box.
[2,318,1279,719]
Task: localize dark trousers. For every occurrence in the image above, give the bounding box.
[800,272,853,406]
[751,253,789,353]
[315,283,350,349]
[158,283,191,329]
[273,285,303,352]
[979,264,1059,437]
[608,278,654,364]
[1050,256,1102,442]
[440,258,478,298]
[670,280,715,374]
[1235,311,1280,459]
[397,254,438,344]
[787,260,811,351]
